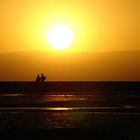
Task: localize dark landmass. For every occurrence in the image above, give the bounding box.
[0,81,140,93]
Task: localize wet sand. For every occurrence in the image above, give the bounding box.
[0,92,139,139]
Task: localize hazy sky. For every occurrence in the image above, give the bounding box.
[0,0,140,52]
[0,0,140,81]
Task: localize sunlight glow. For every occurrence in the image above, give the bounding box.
[47,25,73,50]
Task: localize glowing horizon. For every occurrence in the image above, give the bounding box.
[0,0,140,81]
[0,0,139,53]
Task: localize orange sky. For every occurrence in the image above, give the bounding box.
[0,0,140,81]
[0,0,139,52]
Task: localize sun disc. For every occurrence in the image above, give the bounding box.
[47,25,73,50]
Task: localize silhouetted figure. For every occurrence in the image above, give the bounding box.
[36,74,41,82]
[64,92,67,97]
[40,73,47,82]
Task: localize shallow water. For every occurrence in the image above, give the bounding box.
[0,92,140,139]
[0,111,140,140]
[0,92,140,105]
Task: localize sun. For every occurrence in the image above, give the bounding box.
[47,25,73,50]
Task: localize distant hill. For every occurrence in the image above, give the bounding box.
[0,50,140,81]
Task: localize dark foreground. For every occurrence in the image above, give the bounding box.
[0,81,140,140]
[0,111,140,140]
[0,93,139,140]
[1,128,129,140]
[0,81,140,93]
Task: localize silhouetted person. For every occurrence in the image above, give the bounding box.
[36,74,41,82]
[64,92,67,97]
[40,74,47,82]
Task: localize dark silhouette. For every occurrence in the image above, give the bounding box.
[40,73,47,82]
[36,74,41,82]
[35,74,47,82]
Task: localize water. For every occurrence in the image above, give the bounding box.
[0,92,140,139]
